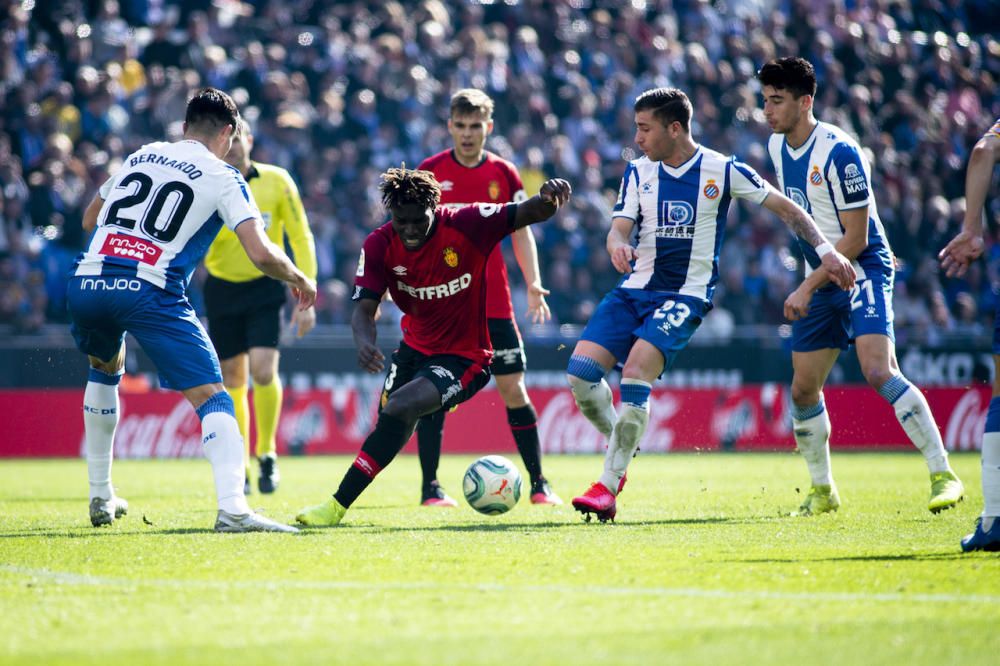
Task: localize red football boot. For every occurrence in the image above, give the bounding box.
[572,482,617,523]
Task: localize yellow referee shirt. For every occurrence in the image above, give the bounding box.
[204,162,317,283]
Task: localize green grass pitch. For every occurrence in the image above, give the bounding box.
[2,452,998,666]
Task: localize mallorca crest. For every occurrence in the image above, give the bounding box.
[443,247,459,268]
[488,180,501,200]
[703,179,719,199]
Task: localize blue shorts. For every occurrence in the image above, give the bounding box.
[792,272,895,352]
[67,275,222,391]
[580,288,706,370]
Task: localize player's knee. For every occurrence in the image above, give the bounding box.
[863,367,894,391]
[381,395,424,425]
[790,383,821,408]
[497,375,528,406]
[250,367,276,386]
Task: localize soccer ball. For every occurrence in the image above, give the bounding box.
[463,455,522,515]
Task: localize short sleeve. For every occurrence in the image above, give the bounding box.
[613,162,640,220]
[97,175,115,199]
[448,203,516,253]
[217,166,262,230]
[353,229,389,301]
[729,159,771,204]
[506,163,527,202]
[827,143,870,210]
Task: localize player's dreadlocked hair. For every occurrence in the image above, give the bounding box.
[379,167,442,211]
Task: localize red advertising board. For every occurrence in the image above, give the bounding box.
[0,384,990,458]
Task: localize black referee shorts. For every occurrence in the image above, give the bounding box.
[203,274,287,360]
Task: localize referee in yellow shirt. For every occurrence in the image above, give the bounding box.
[204,118,317,494]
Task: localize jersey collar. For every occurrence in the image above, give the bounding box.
[783,122,820,160]
[658,145,702,179]
[449,149,487,169]
[246,163,261,181]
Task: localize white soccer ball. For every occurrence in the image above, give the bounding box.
[463,455,522,515]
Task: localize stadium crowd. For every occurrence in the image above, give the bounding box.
[1,0,998,348]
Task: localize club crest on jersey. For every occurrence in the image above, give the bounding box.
[443,247,459,268]
[809,166,823,186]
[703,180,719,199]
[488,180,501,200]
[657,201,696,239]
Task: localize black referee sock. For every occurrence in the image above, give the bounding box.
[334,412,413,508]
[416,410,446,488]
[507,404,543,485]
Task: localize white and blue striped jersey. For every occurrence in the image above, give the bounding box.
[73,140,260,296]
[612,146,771,302]
[766,121,893,280]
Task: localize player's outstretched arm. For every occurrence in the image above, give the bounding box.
[235,218,317,310]
[512,178,572,229]
[762,191,856,291]
[82,195,105,233]
[607,216,638,274]
[351,298,384,374]
[511,227,551,324]
[939,133,998,277]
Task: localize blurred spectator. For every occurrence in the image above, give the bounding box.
[0,0,997,348]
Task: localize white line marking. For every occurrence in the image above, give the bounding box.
[2,564,997,604]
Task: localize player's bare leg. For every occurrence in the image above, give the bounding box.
[249,347,282,494]
[572,340,660,522]
[963,355,1000,551]
[299,377,439,527]
[790,348,840,515]
[184,383,297,533]
[855,334,963,512]
[495,371,561,504]
[85,345,127,526]
[221,353,252,493]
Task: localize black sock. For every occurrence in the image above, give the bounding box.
[334,412,413,508]
[507,404,543,484]
[416,410,446,488]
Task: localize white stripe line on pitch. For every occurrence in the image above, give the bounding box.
[2,564,998,605]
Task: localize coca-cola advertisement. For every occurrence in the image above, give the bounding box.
[0,384,990,458]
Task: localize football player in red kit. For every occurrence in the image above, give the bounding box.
[295,167,571,526]
[416,88,561,507]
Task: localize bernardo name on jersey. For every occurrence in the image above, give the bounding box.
[74,140,260,296]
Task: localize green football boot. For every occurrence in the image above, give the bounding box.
[798,484,840,516]
[928,470,964,514]
[296,498,347,527]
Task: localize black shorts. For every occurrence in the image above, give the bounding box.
[379,342,492,412]
[487,318,526,376]
[203,274,287,360]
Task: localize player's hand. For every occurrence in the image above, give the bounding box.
[539,179,572,208]
[291,305,316,338]
[784,286,813,321]
[357,342,385,374]
[609,243,638,274]
[526,282,551,324]
[939,231,985,278]
[292,277,317,310]
[820,250,856,291]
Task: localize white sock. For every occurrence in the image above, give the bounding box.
[983,433,1000,519]
[599,389,650,494]
[792,401,833,487]
[84,379,120,501]
[880,377,950,473]
[202,411,251,515]
[568,375,617,438]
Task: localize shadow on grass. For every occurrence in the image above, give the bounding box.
[303,515,766,534]
[734,551,971,563]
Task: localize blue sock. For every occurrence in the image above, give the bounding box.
[620,379,651,408]
[877,375,911,405]
[196,392,236,420]
[792,399,825,421]
[567,355,607,383]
